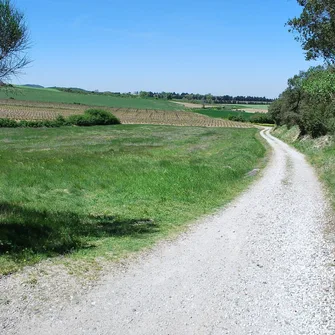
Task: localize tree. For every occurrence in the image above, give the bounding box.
[0,0,30,83]
[287,0,335,63]
[269,66,335,136]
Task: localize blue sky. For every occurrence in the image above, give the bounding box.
[15,0,319,98]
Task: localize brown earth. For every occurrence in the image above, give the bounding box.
[0,100,252,128]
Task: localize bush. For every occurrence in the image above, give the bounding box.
[228,115,246,122]
[270,66,335,137]
[68,109,120,126]
[301,102,330,137]
[67,114,87,126]
[249,113,274,124]
[0,118,18,127]
[84,108,120,125]
[227,113,274,124]
[0,109,121,128]
[55,115,67,126]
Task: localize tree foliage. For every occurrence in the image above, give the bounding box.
[269,66,335,137]
[287,0,335,63]
[0,0,30,83]
[137,91,272,104]
[275,2,335,137]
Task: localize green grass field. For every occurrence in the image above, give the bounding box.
[192,108,274,125]
[0,125,265,274]
[228,104,269,110]
[0,86,184,111]
[193,108,255,121]
[273,126,335,209]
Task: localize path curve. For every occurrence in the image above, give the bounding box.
[8,129,335,334]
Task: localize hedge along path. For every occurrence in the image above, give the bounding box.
[0,100,252,128]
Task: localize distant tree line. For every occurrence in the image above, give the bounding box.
[50,87,273,104]
[138,91,272,104]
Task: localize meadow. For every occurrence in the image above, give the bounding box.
[0,86,184,111]
[192,108,274,124]
[0,125,265,274]
[193,108,256,121]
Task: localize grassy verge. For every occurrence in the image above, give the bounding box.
[0,125,265,274]
[272,126,335,209]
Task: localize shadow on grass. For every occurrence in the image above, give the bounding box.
[0,202,158,256]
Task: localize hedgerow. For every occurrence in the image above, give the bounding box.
[0,109,121,128]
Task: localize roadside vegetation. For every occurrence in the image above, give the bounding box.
[273,126,335,209]
[269,1,335,138]
[270,1,335,208]
[0,125,265,274]
[269,66,335,138]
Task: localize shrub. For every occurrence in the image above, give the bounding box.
[84,108,120,125]
[0,109,121,128]
[18,120,44,128]
[67,114,86,126]
[0,118,18,127]
[228,115,246,122]
[269,66,335,137]
[69,109,120,126]
[55,115,67,126]
[249,113,274,124]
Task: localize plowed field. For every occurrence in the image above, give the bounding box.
[0,100,252,128]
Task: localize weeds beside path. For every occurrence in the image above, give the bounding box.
[272,126,335,210]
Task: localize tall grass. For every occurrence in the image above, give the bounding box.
[0,125,265,274]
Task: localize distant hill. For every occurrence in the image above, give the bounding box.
[48,87,90,93]
[23,84,45,88]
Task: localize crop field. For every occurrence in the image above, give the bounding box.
[0,86,184,111]
[192,108,255,120]
[220,104,269,114]
[114,109,250,127]
[0,100,252,128]
[172,101,269,113]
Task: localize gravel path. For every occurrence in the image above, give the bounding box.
[2,128,335,334]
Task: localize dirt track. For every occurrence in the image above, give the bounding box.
[2,129,335,334]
